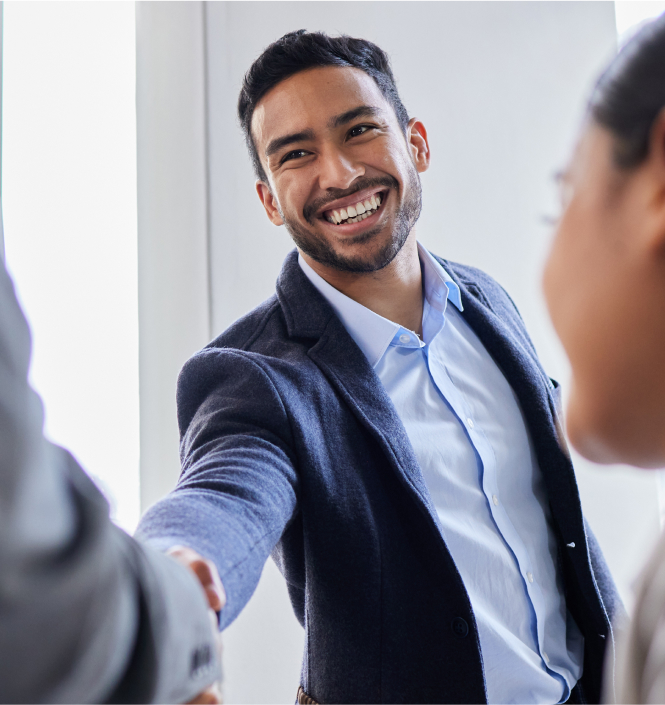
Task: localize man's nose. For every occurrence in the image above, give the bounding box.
[316,146,365,191]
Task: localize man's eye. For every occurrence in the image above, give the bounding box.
[348,124,375,139]
[281,149,309,164]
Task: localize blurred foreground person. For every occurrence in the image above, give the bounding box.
[0,252,221,703]
[544,15,665,704]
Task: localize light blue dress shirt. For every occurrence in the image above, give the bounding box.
[299,244,584,704]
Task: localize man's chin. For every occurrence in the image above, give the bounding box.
[302,239,401,274]
[287,222,407,274]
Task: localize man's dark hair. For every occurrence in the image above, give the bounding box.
[590,15,665,169]
[238,30,410,183]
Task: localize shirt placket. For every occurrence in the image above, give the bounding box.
[426,336,568,691]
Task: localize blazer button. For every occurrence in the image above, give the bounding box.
[452,617,469,638]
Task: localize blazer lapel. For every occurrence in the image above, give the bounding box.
[276,250,439,521]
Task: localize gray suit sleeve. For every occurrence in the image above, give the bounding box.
[0,261,220,703]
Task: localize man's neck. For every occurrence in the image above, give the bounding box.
[301,232,424,335]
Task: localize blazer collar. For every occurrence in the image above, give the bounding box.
[276,249,336,340]
[277,247,555,411]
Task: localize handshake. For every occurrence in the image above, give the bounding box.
[168,547,227,705]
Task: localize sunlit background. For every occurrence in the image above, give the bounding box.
[616,0,665,42]
[2,2,139,532]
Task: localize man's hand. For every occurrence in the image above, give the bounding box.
[167,545,226,612]
[167,546,226,704]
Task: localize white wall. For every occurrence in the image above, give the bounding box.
[139,3,658,703]
[136,2,211,511]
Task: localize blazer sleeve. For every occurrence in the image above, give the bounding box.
[0,261,220,704]
[136,347,300,629]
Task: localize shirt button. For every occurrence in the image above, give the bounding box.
[543,652,550,663]
[492,495,499,506]
[451,617,469,638]
[466,418,474,429]
[399,334,410,343]
[527,572,534,583]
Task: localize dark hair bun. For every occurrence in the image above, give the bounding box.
[591,15,665,168]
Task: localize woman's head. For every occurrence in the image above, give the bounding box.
[543,16,665,468]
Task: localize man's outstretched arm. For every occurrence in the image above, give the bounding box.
[0,260,221,704]
[136,346,300,630]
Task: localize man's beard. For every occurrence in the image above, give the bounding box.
[280,167,422,273]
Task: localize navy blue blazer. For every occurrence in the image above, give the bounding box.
[137,249,622,704]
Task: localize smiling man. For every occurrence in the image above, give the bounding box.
[137,31,621,704]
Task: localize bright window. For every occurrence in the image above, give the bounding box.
[615,0,665,43]
[2,2,139,532]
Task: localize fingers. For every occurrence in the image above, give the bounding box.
[185,682,222,704]
[167,545,227,612]
[168,546,225,704]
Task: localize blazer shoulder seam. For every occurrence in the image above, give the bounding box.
[230,299,283,352]
[247,299,282,351]
[218,347,298,450]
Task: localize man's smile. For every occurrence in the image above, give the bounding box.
[324,191,385,225]
[311,186,390,233]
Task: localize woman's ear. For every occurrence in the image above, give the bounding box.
[645,108,665,257]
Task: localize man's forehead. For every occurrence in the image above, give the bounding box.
[251,65,390,147]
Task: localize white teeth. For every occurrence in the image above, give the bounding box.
[326,192,384,225]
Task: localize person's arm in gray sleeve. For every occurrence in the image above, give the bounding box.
[0,259,220,703]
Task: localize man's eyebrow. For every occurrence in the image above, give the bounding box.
[265,129,315,159]
[328,105,381,129]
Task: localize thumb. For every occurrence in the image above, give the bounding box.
[166,545,226,612]
[190,557,226,612]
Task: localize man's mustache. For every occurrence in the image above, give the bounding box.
[303,175,400,223]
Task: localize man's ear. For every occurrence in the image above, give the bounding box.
[407,118,430,174]
[256,181,284,226]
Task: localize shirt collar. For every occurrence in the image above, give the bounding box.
[418,242,463,312]
[298,243,463,368]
